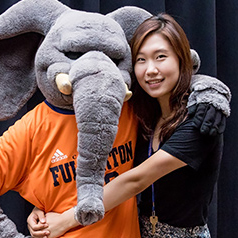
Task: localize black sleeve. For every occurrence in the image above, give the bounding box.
[161,118,219,170]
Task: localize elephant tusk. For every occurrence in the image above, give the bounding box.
[55,73,72,95]
[124,83,132,102]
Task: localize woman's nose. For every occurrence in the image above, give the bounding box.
[146,61,159,76]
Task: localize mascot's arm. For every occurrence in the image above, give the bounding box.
[0,117,33,237]
[0,207,30,238]
[188,74,231,135]
[0,118,31,193]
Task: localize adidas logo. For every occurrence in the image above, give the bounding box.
[51,149,68,163]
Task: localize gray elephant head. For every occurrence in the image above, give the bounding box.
[0,0,152,226]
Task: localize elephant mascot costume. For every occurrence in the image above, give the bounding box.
[0,0,231,237]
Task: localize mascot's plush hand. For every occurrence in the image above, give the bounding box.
[188,104,226,135]
[188,74,231,136]
[188,49,231,136]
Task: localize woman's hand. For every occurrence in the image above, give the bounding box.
[27,207,80,238]
[44,208,79,238]
[27,207,50,238]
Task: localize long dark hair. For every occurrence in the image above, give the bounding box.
[130,13,193,143]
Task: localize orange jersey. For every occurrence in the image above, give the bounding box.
[0,101,140,238]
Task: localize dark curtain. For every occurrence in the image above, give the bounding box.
[0,0,237,237]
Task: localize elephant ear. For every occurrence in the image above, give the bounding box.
[107,6,152,43]
[0,33,42,120]
[190,49,201,74]
[0,0,69,120]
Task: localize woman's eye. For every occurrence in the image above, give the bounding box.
[157,54,166,59]
[64,52,84,60]
[136,58,145,62]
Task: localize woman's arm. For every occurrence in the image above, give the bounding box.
[103,149,186,211]
[28,149,186,237]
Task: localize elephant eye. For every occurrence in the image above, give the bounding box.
[111,58,120,66]
[65,51,84,60]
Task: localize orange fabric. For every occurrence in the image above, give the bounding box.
[0,101,140,237]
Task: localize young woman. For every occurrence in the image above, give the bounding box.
[28,13,223,238]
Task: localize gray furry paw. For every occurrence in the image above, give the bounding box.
[75,197,105,226]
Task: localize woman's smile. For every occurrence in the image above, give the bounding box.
[146,78,165,85]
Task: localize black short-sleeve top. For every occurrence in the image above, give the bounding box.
[136,117,224,227]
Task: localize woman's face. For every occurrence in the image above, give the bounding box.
[134,33,180,103]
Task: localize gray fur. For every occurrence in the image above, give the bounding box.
[107,6,152,42]
[189,74,231,116]
[190,49,201,74]
[0,0,153,231]
[0,208,30,238]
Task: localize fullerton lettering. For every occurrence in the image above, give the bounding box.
[50,161,76,187]
[107,141,133,169]
[50,141,133,187]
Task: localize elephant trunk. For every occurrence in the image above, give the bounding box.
[71,52,126,225]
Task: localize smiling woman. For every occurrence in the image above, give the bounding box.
[131,14,193,144]
[115,13,223,237]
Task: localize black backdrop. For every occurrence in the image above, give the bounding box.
[0,0,237,237]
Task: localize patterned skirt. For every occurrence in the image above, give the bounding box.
[139,215,211,238]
